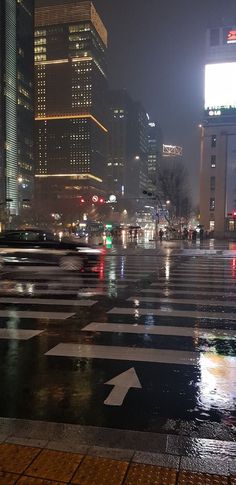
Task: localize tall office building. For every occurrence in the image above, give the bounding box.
[200,26,236,237]
[147,122,163,182]
[108,89,149,199]
[0,0,34,218]
[34,1,108,215]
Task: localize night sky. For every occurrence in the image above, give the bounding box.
[36,0,236,202]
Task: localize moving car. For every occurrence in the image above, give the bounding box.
[0,229,101,272]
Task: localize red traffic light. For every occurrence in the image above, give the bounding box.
[233,211,236,217]
[80,198,85,204]
[99,198,105,204]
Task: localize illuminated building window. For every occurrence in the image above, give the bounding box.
[211,155,216,168]
[209,197,215,211]
[228,220,235,232]
[211,135,216,148]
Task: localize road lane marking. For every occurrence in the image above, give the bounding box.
[7,275,139,283]
[82,322,236,339]
[141,289,236,297]
[170,268,232,276]
[0,297,97,306]
[107,307,236,320]
[153,277,236,283]
[104,368,142,406]
[45,343,199,365]
[151,282,236,289]
[0,288,126,296]
[127,296,236,308]
[0,311,74,319]
[0,329,44,340]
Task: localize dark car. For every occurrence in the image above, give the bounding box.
[0,229,101,272]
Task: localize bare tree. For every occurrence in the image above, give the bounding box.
[156,160,191,224]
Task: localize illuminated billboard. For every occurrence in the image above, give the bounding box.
[227,30,236,44]
[205,63,236,112]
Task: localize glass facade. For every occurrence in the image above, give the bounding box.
[0,0,34,216]
[34,1,108,202]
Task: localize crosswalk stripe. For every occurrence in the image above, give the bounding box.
[82,322,236,339]
[0,329,44,340]
[45,343,199,365]
[169,268,233,271]
[0,297,97,306]
[151,282,236,289]
[0,310,74,319]
[0,288,126,296]
[107,307,236,320]
[141,288,236,298]
[7,275,139,283]
[127,296,236,308]
[154,277,236,283]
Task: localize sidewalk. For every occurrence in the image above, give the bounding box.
[0,440,233,484]
[0,418,235,484]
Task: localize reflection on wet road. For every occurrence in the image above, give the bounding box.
[0,248,235,441]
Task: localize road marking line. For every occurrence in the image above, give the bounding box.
[0,288,126,296]
[82,322,236,339]
[0,310,74,319]
[127,296,236,308]
[170,269,233,273]
[141,289,236,297]
[45,343,199,365]
[104,368,142,406]
[107,307,236,320]
[151,282,236,288]
[0,329,44,340]
[7,276,138,283]
[0,297,97,306]
[153,277,236,283]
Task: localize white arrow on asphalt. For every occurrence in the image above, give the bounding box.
[104,367,142,406]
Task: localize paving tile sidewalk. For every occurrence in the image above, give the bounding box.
[0,441,235,485]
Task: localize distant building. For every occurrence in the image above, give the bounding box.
[147,122,163,182]
[34,1,108,215]
[0,0,34,218]
[200,26,236,237]
[108,89,149,200]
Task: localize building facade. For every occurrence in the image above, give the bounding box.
[147,121,163,183]
[0,0,34,219]
[200,26,236,237]
[34,1,108,217]
[108,89,149,200]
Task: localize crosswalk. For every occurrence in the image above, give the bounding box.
[46,255,236,369]
[0,256,160,341]
[1,252,236,424]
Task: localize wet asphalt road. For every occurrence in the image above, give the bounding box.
[0,245,235,442]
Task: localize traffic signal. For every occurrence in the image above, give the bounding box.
[99,197,105,204]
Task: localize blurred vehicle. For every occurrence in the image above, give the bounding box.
[0,229,101,272]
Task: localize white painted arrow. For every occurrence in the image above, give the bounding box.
[104,367,142,406]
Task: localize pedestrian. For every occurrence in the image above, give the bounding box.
[192,229,197,241]
[159,228,164,242]
[199,228,204,240]
[183,227,188,240]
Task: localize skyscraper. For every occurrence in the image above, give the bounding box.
[108,89,149,199]
[34,1,108,216]
[0,0,34,219]
[200,26,236,237]
[147,122,163,183]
